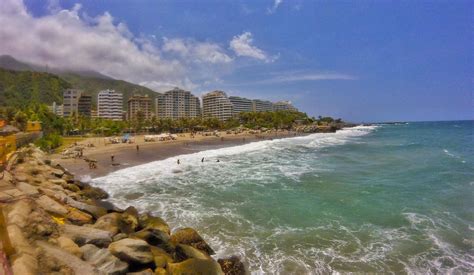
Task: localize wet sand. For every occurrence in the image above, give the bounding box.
[51,131,303,179]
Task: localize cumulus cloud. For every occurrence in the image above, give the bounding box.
[229,32,276,62]
[0,0,233,92]
[267,0,283,14]
[162,38,232,64]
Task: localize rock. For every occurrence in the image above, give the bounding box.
[0,188,25,200]
[170,228,215,256]
[61,224,113,247]
[80,186,109,200]
[108,238,153,265]
[65,183,81,192]
[49,179,68,186]
[218,256,246,275]
[81,244,129,275]
[7,199,33,228]
[92,212,122,235]
[154,267,167,275]
[139,213,170,235]
[150,247,174,269]
[11,253,38,275]
[130,228,173,252]
[36,195,68,216]
[16,182,39,196]
[67,207,93,225]
[113,233,128,242]
[7,224,35,256]
[65,197,107,219]
[57,236,83,257]
[37,240,97,275]
[175,244,211,262]
[119,207,139,234]
[127,268,154,275]
[167,258,224,275]
[50,168,65,178]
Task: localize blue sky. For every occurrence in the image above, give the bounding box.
[3,0,472,122]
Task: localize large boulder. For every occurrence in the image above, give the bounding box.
[81,244,129,275]
[217,256,246,275]
[138,213,170,235]
[92,212,122,235]
[11,253,38,275]
[67,207,93,225]
[175,244,211,262]
[150,247,174,269]
[108,238,153,265]
[130,228,174,252]
[170,228,215,255]
[65,197,107,219]
[79,186,109,200]
[167,258,224,275]
[36,195,68,216]
[57,236,83,257]
[61,224,113,247]
[119,207,139,234]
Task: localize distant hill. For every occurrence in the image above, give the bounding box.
[0,68,71,107]
[0,55,161,109]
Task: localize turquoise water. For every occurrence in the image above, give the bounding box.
[93,121,473,273]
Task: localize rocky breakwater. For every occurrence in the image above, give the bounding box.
[0,145,246,275]
[293,122,358,133]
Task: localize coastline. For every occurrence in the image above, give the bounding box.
[52,131,305,179]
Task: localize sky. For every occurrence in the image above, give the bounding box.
[0,0,472,122]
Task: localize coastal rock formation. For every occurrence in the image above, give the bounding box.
[0,145,242,274]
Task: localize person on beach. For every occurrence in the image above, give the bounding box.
[111,155,114,162]
[136,145,139,152]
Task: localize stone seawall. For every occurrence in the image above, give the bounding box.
[0,145,246,275]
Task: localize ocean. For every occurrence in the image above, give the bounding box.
[92,121,473,274]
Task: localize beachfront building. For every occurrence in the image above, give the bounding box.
[48,102,63,116]
[98,89,123,120]
[273,101,298,112]
[252,99,273,112]
[229,96,253,115]
[62,89,81,117]
[155,88,201,120]
[78,94,92,117]
[202,91,233,121]
[127,94,152,121]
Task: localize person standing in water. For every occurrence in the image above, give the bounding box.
[177,159,180,165]
[111,154,115,162]
[201,157,204,162]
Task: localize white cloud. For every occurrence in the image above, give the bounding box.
[0,0,186,88]
[162,38,232,64]
[267,0,283,14]
[229,32,276,62]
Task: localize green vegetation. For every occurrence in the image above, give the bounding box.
[0,68,70,108]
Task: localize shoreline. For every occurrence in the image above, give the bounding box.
[52,131,305,179]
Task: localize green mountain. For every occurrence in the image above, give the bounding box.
[0,55,160,109]
[0,68,71,107]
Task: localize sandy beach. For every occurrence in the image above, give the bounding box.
[52,130,303,179]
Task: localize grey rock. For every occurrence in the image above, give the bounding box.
[81,244,129,275]
[108,238,153,265]
[61,224,113,247]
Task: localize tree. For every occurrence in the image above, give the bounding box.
[13,110,28,131]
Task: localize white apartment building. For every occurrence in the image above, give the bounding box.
[252,99,273,112]
[98,89,123,120]
[155,88,201,120]
[229,96,253,115]
[202,91,233,121]
[48,102,63,116]
[273,101,297,112]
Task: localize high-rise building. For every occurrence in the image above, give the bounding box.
[62,89,81,117]
[155,88,201,120]
[252,99,273,112]
[127,95,152,121]
[98,89,123,120]
[202,91,233,121]
[229,96,253,115]
[48,102,63,116]
[273,101,297,112]
[78,95,92,117]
